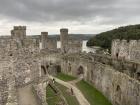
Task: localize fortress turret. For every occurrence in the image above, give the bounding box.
[11,26,26,40]
[60,28,69,53]
[41,32,48,49]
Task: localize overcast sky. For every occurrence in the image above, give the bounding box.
[0,0,140,35]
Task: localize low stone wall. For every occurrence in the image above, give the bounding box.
[0,78,8,105]
[89,53,140,81]
[32,83,48,105]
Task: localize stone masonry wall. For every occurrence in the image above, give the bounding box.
[111,39,140,62]
[60,53,140,105]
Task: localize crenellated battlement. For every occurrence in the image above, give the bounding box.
[14,26,26,30]
[111,39,140,62]
[41,32,48,36]
[11,26,26,40]
[60,28,68,33]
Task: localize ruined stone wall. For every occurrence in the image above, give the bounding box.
[40,50,61,76]
[67,40,82,53]
[1,26,140,105]
[0,26,42,105]
[111,39,140,62]
[41,32,57,50]
[88,53,140,81]
[60,28,82,53]
[0,61,10,105]
[46,38,57,50]
[60,53,140,105]
[11,26,26,40]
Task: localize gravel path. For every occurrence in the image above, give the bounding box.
[49,75,90,105]
[18,85,38,105]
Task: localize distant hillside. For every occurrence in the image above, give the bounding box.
[48,34,94,41]
[87,24,140,51]
[0,34,94,41]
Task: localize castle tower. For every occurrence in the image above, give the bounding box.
[60,28,69,53]
[11,26,26,40]
[41,32,48,49]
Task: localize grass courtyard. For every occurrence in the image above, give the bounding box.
[46,85,62,105]
[76,80,112,105]
[54,73,112,105]
[56,73,77,81]
[46,82,79,105]
[56,83,80,105]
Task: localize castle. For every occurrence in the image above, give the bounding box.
[0,26,139,105]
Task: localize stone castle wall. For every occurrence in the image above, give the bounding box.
[0,26,140,105]
[0,26,42,105]
[60,28,82,53]
[60,53,140,105]
[111,39,140,62]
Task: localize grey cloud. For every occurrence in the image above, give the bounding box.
[0,0,140,25]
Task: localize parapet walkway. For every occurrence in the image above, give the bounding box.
[49,75,90,105]
[17,84,38,105]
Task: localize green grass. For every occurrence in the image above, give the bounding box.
[56,73,77,81]
[76,80,112,105]
[46,86,62,105]
[56,83,80,105]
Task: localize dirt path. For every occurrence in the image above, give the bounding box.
[49,75,90,105]
[68,76,83,85]
[18,85,38,105]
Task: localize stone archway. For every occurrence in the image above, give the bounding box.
[115,85,121,105]
[116,53,119,58]
[41,65,47,76]
[55,65,61,73]
[77,66,84,76]
[68,63,71,72]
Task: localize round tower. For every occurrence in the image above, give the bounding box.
[60,28,69,53]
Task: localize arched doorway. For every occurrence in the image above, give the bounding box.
[41,65,47,76]
[115,85,121,105]
[77,66,84,76]
[116,53,119,58]
[68,63,71,72]
[55,65,61,73]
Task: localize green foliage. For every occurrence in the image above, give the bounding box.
[76,80,112,105]
[87,24,140,50]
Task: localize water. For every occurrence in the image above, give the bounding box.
[57,40,95,53]
[82,40,95,53]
